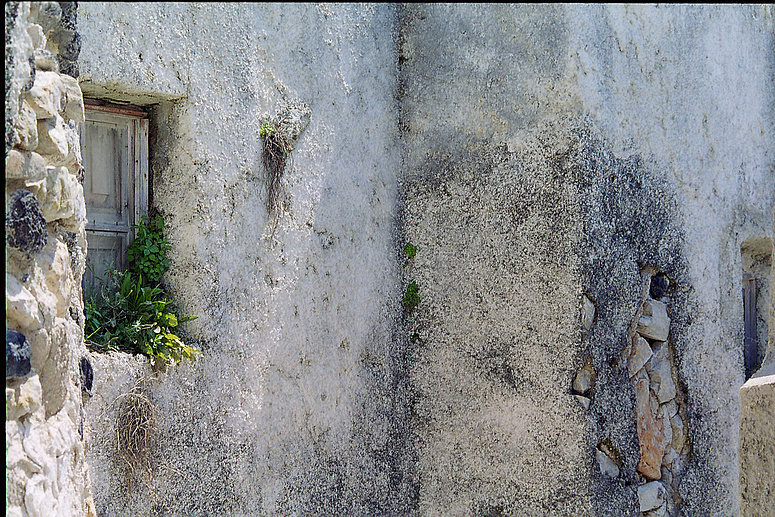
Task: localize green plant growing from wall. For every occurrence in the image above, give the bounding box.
[403,241,420,311]
[85,216,200,369]
[127,215,170,284]
[403,241,417,260]
[403,281,420,310]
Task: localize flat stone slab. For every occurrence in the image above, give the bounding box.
[637,299,670,342]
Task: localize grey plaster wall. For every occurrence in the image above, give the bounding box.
[77,3,415,515]
[400,3,773,516]
[69,3,774,516]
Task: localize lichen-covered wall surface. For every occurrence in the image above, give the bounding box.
[5,2,96,516]
[8,3,773,516]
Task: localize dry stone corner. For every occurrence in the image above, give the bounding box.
[5,3,775,516]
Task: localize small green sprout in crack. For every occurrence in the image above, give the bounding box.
[403,281,420,310]
[259,120,275,138]
[403,241,417,260]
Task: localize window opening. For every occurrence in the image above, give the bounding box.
[741,237,772,380]
[81,100,149,297]
[743,273,758,379]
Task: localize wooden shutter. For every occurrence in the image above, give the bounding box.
[81,104,148,296]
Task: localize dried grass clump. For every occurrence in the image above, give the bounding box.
[115,387,159,487]
[261,119,293,218]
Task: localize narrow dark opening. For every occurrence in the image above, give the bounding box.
[743,272,758,380]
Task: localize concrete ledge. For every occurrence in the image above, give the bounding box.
[739,372,775,517]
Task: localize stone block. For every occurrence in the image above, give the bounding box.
[572,361,595,395]
[33,48,58,72]
[634,369,668,479]
[6,375,42,420]
[25,71,65,119]
[670,414,685,453]
[6,329,32,379]
[596,447,619,478]
[6,150,47,180]
[645,342,676,403]
[6,274,44,331]
[36,115,69,160]
[29,1,62,33]
[637,299,670,342]
[27,23,46,50]
[638,481,666,512]
[628,335,653,377]
[582,295,595,330]
[574,394,591,410]
[14,100,39,150]
[60,74,84,123]
[28,328,50,373]
[6,189,47,256]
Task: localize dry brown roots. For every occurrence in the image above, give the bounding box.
[262,126,292,218]
[116,388,159,487]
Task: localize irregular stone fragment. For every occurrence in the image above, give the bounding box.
[60,74,84,123]
[628,335,653,377]
[36,115,69,160]
[572,361,595,395]
[6,329,32,379]
[644,503,667,517]
[638,481,666,512]
[670,414,686,452]
[646,342,676,403]
[574,394,590,410]
[634,369,668,479]
[663,399,678,418]
[596,447,619,478]
[6,375,43,420]
[637,299,670,342]
[6,275,44,331]
[14,100,39,150]
[6,150,46,180]
[25,70,65,119]
[27,23,46,50]
[650,273,669,300]
[6,189,47,255]
[582,295,595,331]
[34,49,58,72]
[29,1,62,32]
[662,446,678,469]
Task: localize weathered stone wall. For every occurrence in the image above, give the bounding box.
[5,2,95,516]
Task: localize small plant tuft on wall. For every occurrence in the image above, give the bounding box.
[403,280,420,310]
[260,119,292,217]
[403,241,420,311]
[85,215,200,369]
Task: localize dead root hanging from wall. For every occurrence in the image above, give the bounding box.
[113,379,159,491]
[260,100,311,222]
